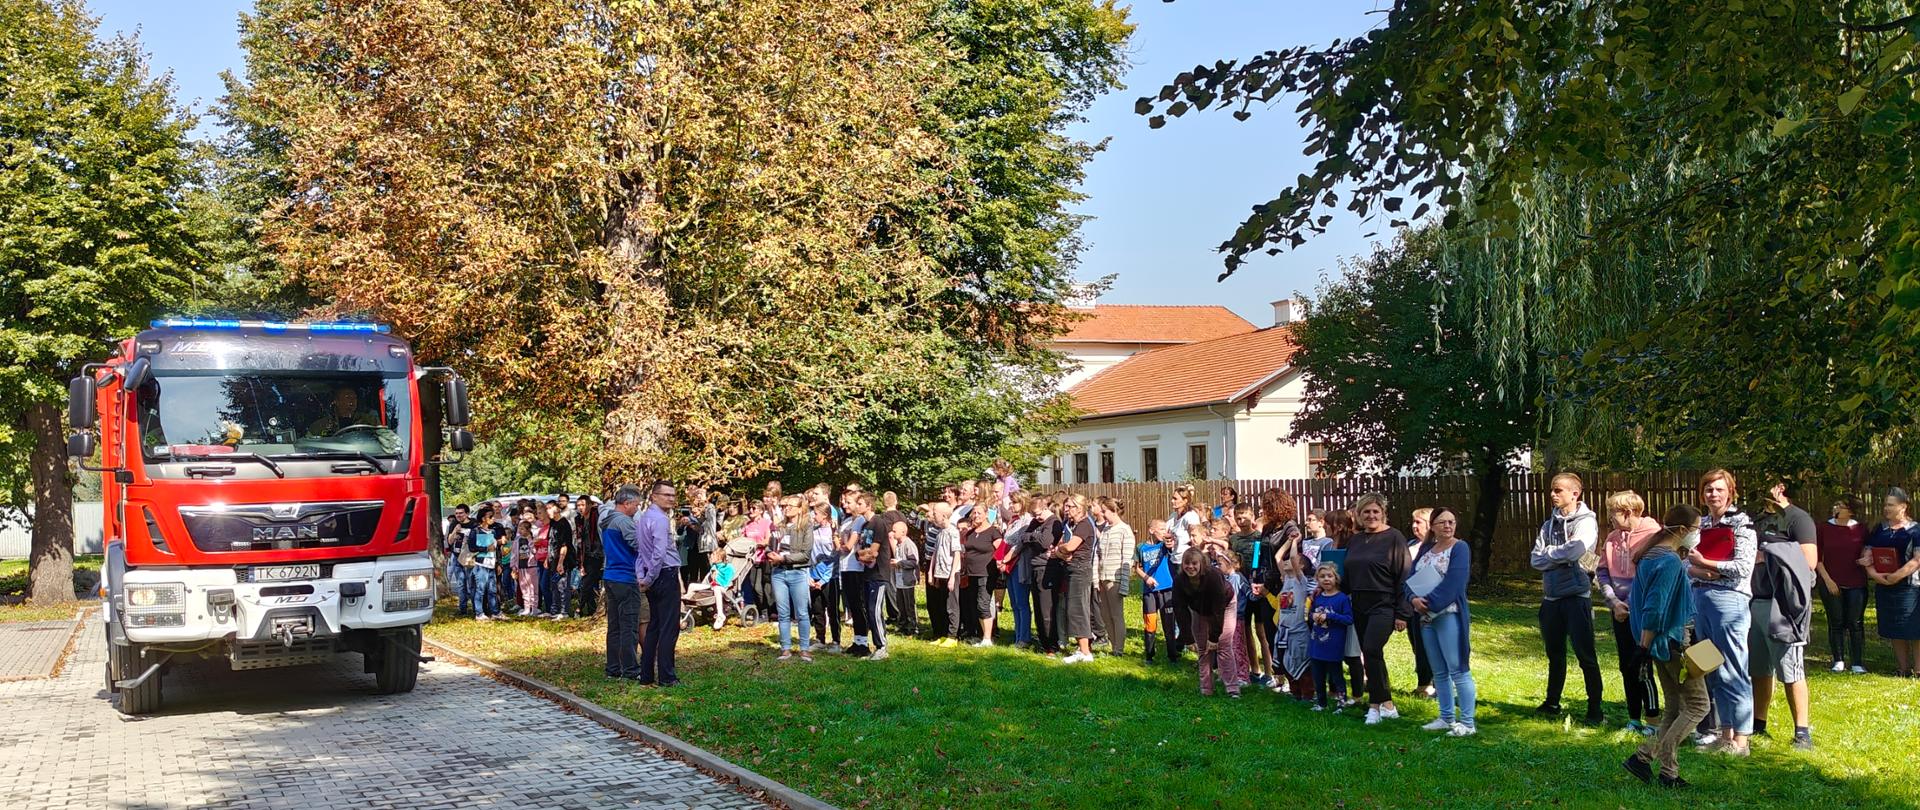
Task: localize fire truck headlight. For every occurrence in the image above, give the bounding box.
[382,570,432,595]
[126,584,185,610]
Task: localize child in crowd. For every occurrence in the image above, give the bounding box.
[1135,519,1176,662]
[1308,562,1353,711]
[1217,550,1253,697]
[1274,535,1315,701]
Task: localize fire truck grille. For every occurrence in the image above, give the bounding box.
[178,502,385,553]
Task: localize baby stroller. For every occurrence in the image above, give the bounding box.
[680,559,759,631]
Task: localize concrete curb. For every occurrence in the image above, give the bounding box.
[423,637,836,810]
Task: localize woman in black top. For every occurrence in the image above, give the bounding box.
[962,507,1001,645]
[1055,494,1099,663]
[1172,546,1231,694]
[1345,493,1413,723]
[1252,488,1301,687]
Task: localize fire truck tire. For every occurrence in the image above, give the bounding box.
[373,626,422,694]
[110,639,162,715]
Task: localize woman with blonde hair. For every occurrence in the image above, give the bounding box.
[1168,484,1204,557]
[1598,489,1663,734]
[1345,492,1413,724]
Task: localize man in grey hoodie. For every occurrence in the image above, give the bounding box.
[1530,472,1606,724]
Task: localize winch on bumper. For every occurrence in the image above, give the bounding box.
[111,556,435,669]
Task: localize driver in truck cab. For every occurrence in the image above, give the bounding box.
[307,385,375,435]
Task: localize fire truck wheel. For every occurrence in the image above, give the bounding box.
[373,626,422,694]
[110,639,163,715]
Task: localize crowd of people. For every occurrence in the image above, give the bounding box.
[440,465,1920,790]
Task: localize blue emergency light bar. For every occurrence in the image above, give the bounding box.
[149,318,391,334]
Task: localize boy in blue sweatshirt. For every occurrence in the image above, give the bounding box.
[1307,562,1354,711]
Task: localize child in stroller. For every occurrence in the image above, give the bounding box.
[682,546,759,631]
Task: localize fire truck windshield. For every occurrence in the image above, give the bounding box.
[136,371,412,472]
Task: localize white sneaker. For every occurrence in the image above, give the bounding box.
[869,647,890,661]
[1851,664,1869,674]
[1063,652,1090,664]
[1311,704,1326,712]
[1377,706,1401,720]
[1421,718,1452,731]
[1448,722,1477,737]
[973,639,992,648]
[1693,732,1720,748]
[1831,660,1848,673]
[476,614,491,622]
[1364,707,1383,725]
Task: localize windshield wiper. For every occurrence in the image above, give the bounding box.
[167,451,286,479]
[276,451,391,472]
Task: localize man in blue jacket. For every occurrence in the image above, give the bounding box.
[600,486,645,680]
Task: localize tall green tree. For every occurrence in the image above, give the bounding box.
[1144,1,1920,479]
[229,0,1127,488]
[0,0,202,602]
[1289,227,1534,574]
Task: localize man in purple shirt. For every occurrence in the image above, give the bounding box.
[637,480,683,686]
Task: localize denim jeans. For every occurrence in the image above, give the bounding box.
[1422,610,1477,725]
[1008,573,1033,645]
[1693,585,1753,734]
[772,568,813,652]
[469,565,499,616]
[457,566,478,616]
[445,554,465,600]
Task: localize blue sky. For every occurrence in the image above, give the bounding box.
[90,0,1386,326]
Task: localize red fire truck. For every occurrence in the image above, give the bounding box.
[66,319,473,714]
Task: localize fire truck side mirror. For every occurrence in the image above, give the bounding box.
[443,377,471,427]
[122,356,153,391]
[67,375,97,429]
[66,431,95,460]
[448,428,475,453]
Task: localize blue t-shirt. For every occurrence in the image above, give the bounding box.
[1136,540,1173,593]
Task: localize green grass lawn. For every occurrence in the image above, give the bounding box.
[0,555,101,623]
[426,584,1919,809]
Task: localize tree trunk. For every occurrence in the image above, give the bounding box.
[597,177,669,477]
[1469,449,1506,579]
[26,401,75,605]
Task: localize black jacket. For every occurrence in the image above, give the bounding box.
[1172,565,1230,645]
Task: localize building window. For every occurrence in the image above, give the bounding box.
[1142,447,1159,482]
[1308,442,1329,478]
[1188,444,1208,480]
[1100,450,1115,484]
[1051,456,1063,485]
[1073,452,1089,485]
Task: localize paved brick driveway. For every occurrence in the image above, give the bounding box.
[0,623,772,810]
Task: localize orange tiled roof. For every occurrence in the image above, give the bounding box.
[1056,305,1256,344]
[1066,324,1302,418]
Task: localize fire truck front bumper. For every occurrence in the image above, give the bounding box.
[114,556,436,645]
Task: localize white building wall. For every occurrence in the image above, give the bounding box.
[1054,343,1158,391]
[1227,372,1312,478]
[1043,371,1316,484]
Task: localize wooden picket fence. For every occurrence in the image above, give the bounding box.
[996,471,1913,574]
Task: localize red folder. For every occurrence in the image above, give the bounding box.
[1697,526,1735,562]
[1872,546,1903,574]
